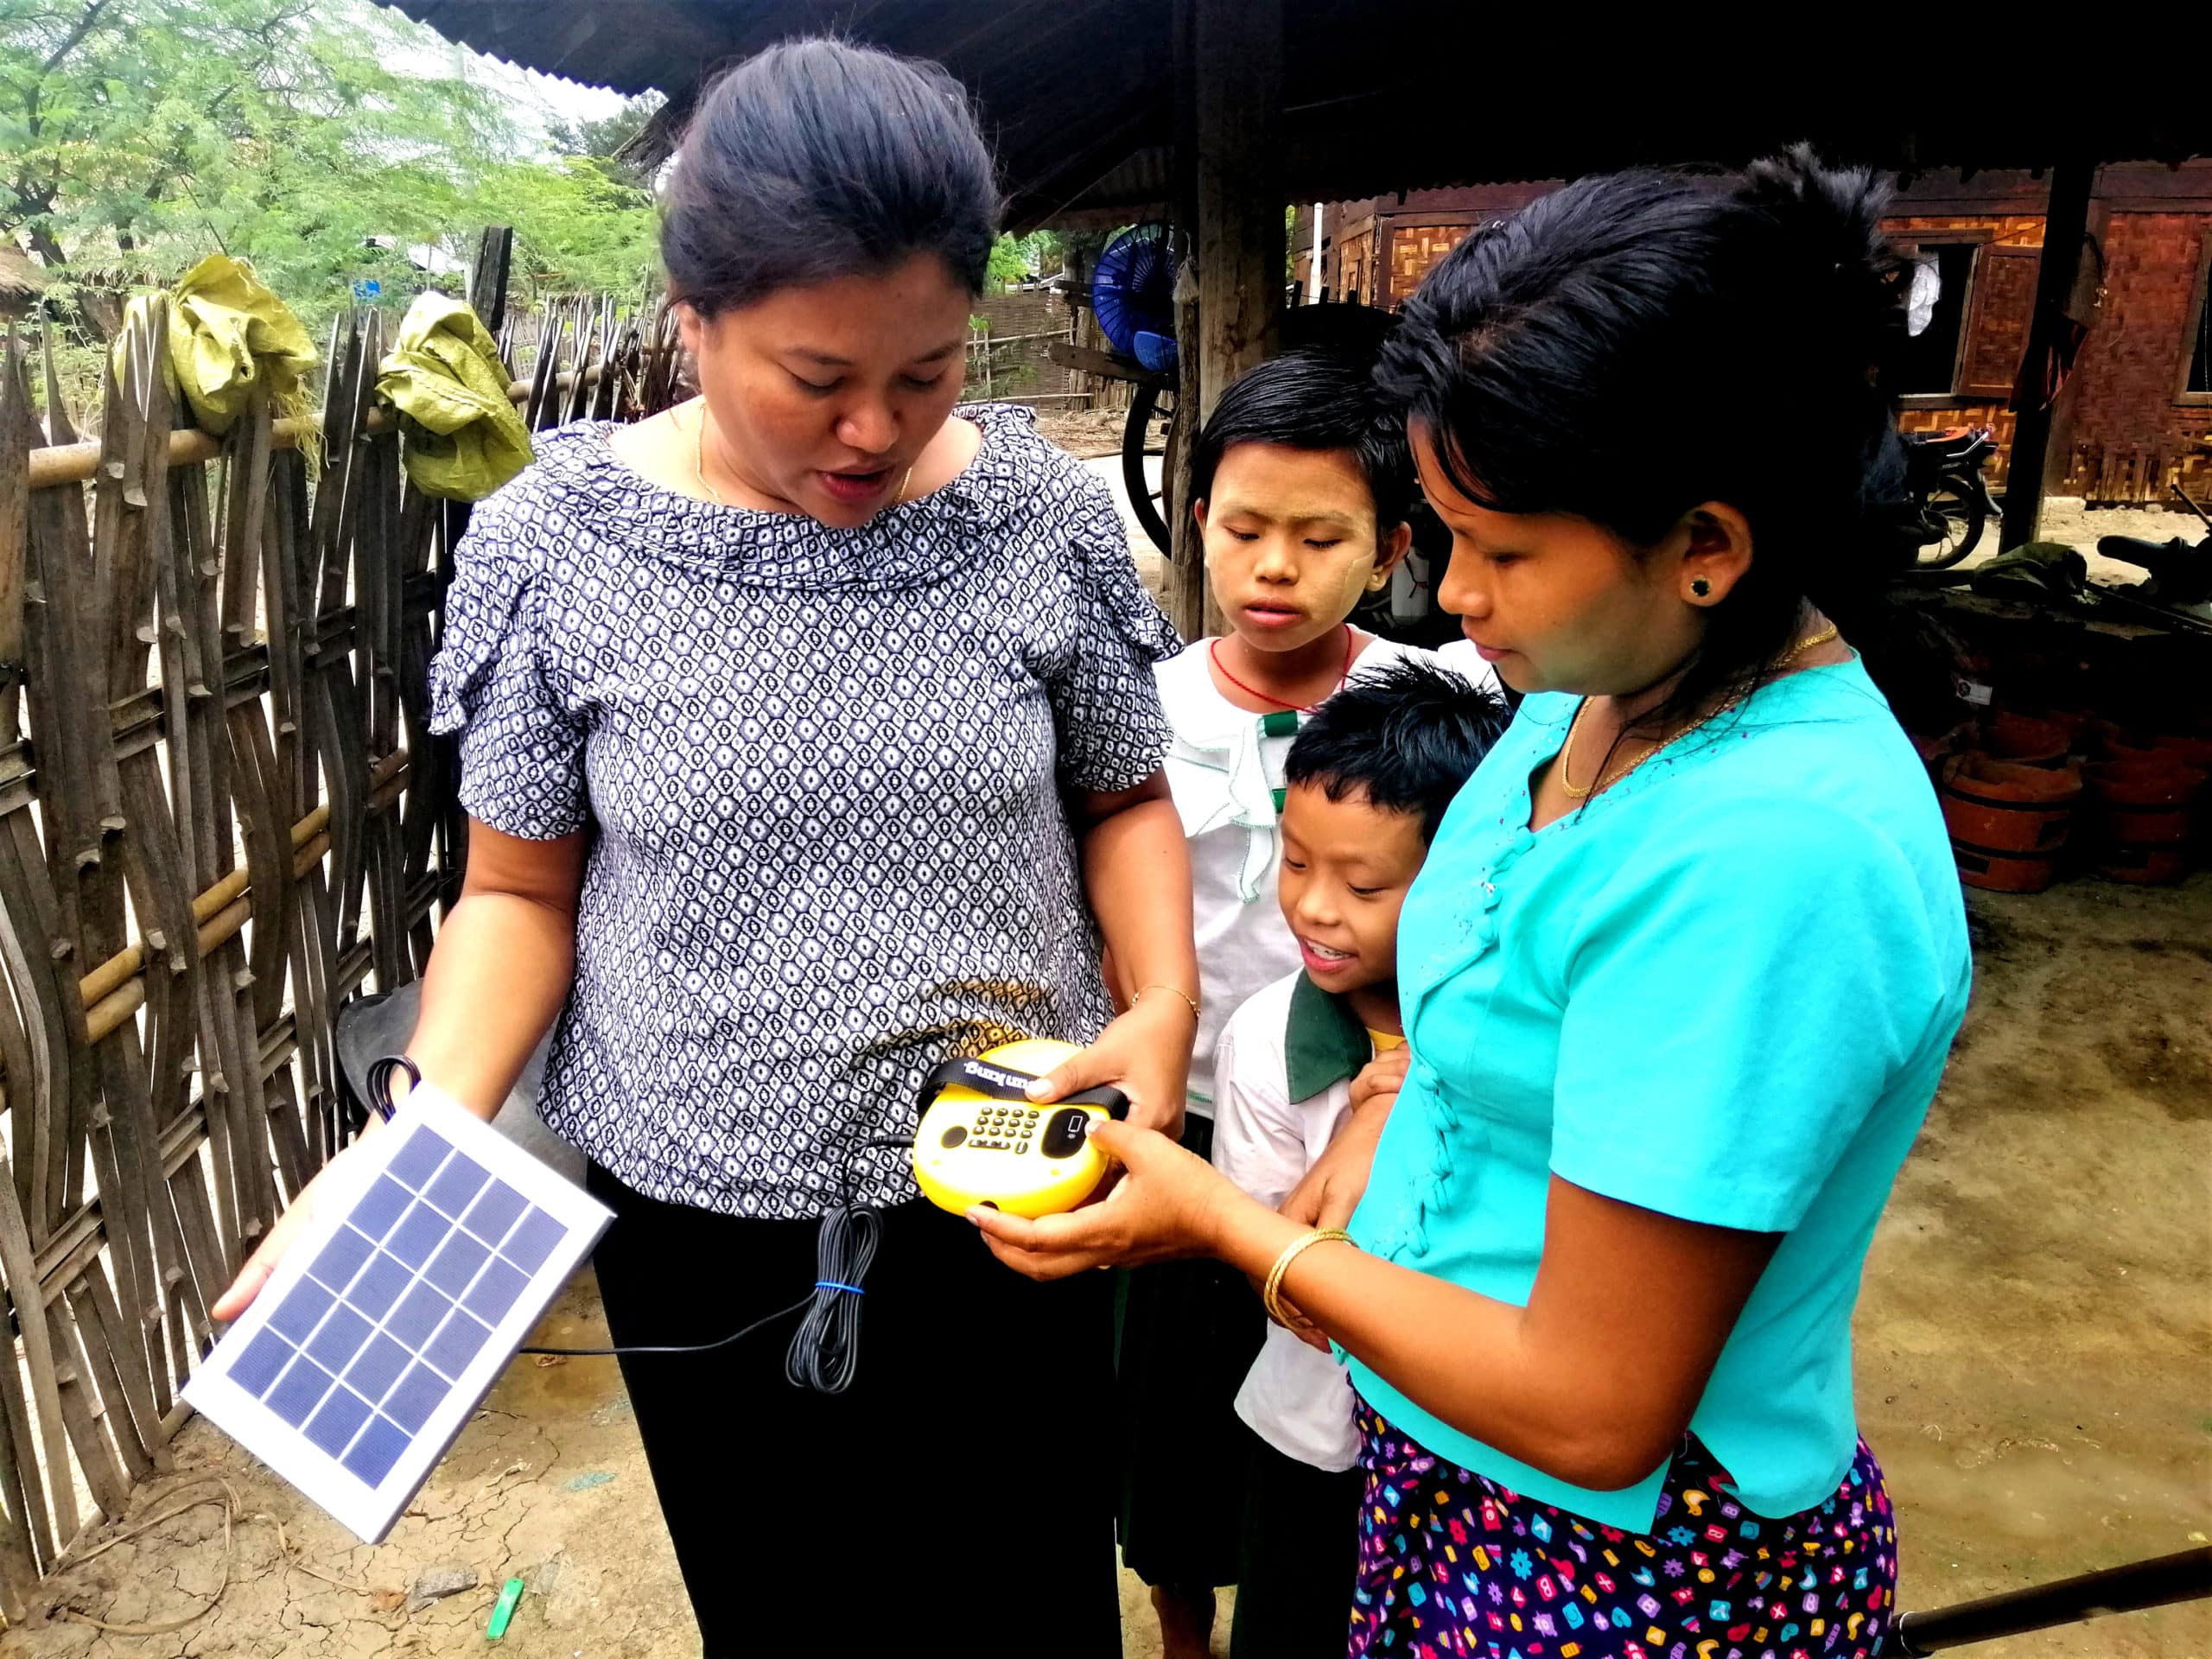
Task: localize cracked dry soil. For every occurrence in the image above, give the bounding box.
[1,876,2207,1658]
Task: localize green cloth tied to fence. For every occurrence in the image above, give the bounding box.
[115,252,317,436]
[373,292,532,501]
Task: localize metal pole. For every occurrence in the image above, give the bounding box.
[1892,1548,2212,1655]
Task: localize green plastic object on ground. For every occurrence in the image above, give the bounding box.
[486,1576,524,1640]
[375,291,534,501]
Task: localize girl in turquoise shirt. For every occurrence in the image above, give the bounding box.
[985,147,1970,1659]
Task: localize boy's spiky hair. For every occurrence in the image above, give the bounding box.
[1285,658,1511,843]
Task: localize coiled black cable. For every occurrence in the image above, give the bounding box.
[517,1139,906,1390]
[781,1202,881,1395]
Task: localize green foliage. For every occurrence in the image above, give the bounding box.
[1,0,661,346]
[985,229,1065,289]
[543,92,664,190]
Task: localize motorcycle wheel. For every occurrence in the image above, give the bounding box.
[1913,482,1986,569]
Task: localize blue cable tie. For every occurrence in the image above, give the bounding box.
[815,1281,865,1295]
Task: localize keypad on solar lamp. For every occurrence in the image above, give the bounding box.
[227,1122,573,1489]
[964,1105,1039,1154]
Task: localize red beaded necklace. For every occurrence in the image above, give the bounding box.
[1207,626,1357,714]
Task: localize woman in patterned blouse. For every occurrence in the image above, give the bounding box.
[216,39,1198,1656]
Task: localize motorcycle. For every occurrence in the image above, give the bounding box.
[1898,426,2001,570]
[2093,481,2212,626]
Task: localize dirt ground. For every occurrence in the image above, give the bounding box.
[0,872,2202,1658]
[1031,406,1129,461]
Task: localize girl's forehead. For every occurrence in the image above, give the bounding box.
[1211,442,1375,523]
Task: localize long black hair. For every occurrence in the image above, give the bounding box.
[1376,146,1909,732]
[663,38,1001,316]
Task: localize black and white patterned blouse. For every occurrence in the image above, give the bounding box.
[428,404,1179,1218]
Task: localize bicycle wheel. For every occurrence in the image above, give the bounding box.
[1914,483,1986,569]
[1123,381,1179,555]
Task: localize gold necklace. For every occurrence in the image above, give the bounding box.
[692,403,916,507]
[1557,622,1841,800]
[691,403,727,504]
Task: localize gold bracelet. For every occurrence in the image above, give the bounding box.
[1132,982,1201,1024]
[1262,1227,1352,1327]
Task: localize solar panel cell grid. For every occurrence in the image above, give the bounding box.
[267,1281,334,1344]
[267,1354,337,1427]
[385,1279,453,1347]
[347,1252,410,1320]
[184,1088,610,1544]
[423,1230,489,1299]
[353,1175,413,1239]
[346,1332,411,1403]
[304,1387,373,1458]
[423,1309,492,1379]
[342,1416,411,1486]
[384,1363,445,1433]
[303,1303,373,1373]
[423,1152,488,1219]
[500,1208,564,1274]
[461,1181,525,1248]
[385,1127,449,1188]
[386,1202,451,1268]
[309,1225,373,1294]
[464,1257,529,1325]
[232,1331,295,1395]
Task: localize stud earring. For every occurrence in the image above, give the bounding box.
[1690,577,1713,599]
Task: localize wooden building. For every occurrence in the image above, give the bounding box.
[383,0,2202,624]
[1299,163,2212,506]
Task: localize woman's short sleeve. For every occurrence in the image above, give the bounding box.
[1549,798,1948,1233]
[1045,479,1179,794]
[427,491,588,839]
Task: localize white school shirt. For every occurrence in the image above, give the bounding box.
[1211,968,1392,1471]
[1154,637,1443,1116]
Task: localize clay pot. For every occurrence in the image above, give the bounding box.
[1984,712,2071,768]
[2084,760,2206,885]
[2147,732,2212,771]
[1941,753,2083,893]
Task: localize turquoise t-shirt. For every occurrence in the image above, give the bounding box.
[1346,656,1970,1532]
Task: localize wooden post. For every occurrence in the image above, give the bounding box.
[1189,0,1284,639]
[1162,0,1206,639]
[467,226,513,336]
[1999,163,2094,551]
[1165,258,1205,639]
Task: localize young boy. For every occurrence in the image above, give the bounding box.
[1211,658,1510,1659]
[1121,348,1503,1659]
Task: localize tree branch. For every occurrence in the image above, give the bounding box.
[40,0,112,76]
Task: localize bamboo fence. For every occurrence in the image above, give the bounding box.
[0,260,677,1616]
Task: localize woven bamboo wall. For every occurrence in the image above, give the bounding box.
[0,285,672,1615]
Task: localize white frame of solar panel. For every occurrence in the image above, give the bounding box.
[184,1083,611,1542]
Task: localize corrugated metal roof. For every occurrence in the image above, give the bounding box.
[386,3,2207,230]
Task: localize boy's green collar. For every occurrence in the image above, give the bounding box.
[1284,972,1377,1101]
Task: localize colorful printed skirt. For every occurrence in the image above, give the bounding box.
[1349,1402,1897,1659]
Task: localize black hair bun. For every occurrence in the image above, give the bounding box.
[1735,144,1904,360]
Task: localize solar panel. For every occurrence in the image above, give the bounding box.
[184,1081,611,1542]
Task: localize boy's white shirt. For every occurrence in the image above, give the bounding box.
[1210,969,1366,1471]
[1433,637,1499,683]
[1154,636,1480,1114]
